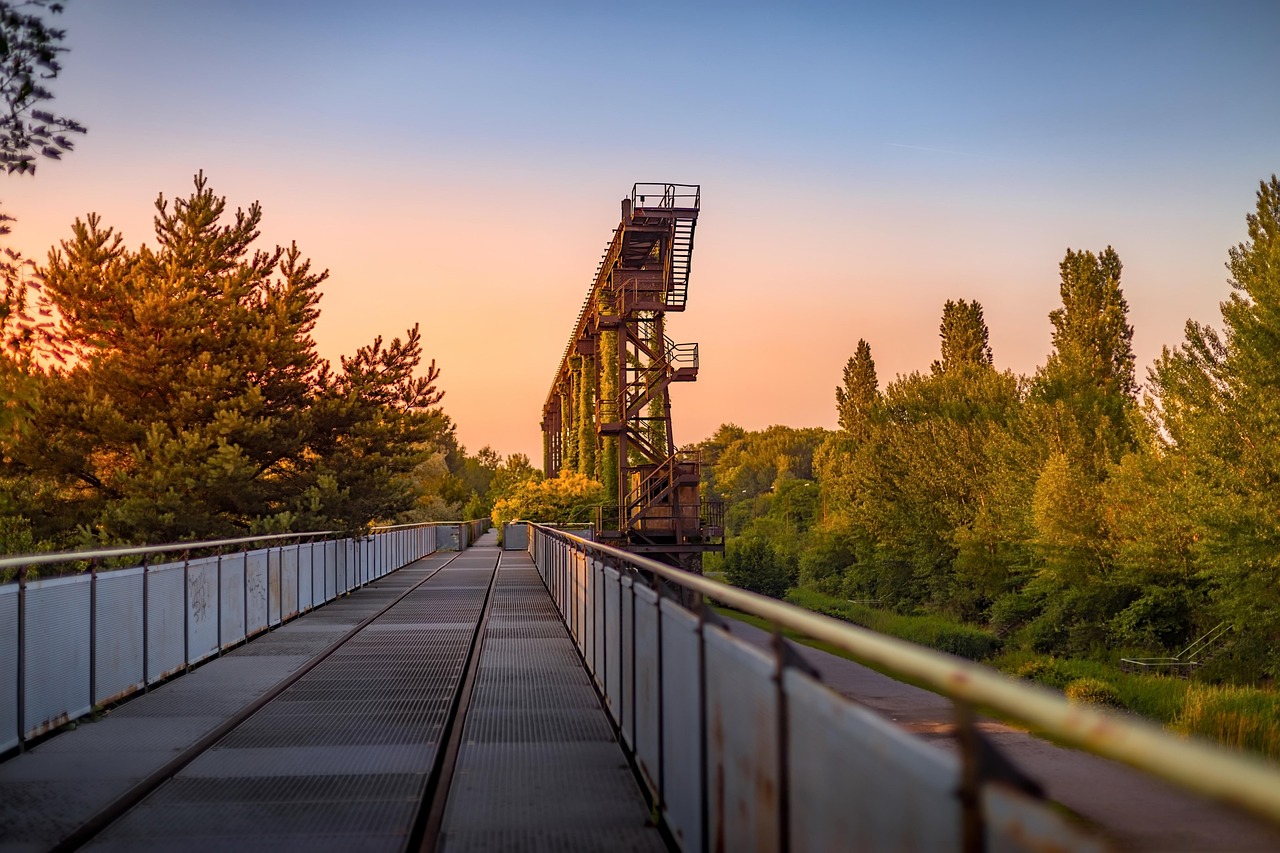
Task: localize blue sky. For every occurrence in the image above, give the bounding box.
[6,1,1279,458]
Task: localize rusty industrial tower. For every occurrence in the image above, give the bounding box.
[542,183,723,571]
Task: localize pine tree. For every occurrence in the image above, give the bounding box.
[1,174,447,545]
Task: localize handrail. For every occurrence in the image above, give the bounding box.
[529,524,1280,827]
[0,520,480,572]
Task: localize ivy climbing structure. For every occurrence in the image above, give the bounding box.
[541,183,724,572]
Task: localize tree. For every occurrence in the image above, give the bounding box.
[1033,246,1137,456]
[0,0,86,176]
[490,471,604,529]
[932,299,992,375]
[723,534,795,599]
[1,173,448,545]
[1146,176,1280,676]
[836,339,878,436]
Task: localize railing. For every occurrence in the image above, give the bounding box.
[632,183,700,211]
[0,519,488,755]
[526,524,1280,851]
[1122,621,1234,675]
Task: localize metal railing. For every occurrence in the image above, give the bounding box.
[526,524,1280,851]
[0,519,488,755]
[632,183,701,211]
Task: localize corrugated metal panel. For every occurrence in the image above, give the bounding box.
[785,668,961,852]
[280,546,299,621]
[24,575,91,738]
[704,624,779,853]
[146,562,185,683]
[324,541,337,602]
[0,586,19,753]
[219,553,246,648]
[603,566,621,716]
[659,599,702,851]
[503,523,529,551]
[632,584,661,790]
[244,550,268,636]
[585,558,598,680]
[186,557,219,666]
[95,567,145,704]
[297,544,313,612]
[574,552,584,648]
[267,548,282,627]
[619,574,635,748]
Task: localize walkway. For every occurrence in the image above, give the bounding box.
[0,534,659,851]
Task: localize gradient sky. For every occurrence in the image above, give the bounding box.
[5,1,1279,461]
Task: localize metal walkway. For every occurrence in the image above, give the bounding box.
[0,533,660,851]
[439,548,663,851]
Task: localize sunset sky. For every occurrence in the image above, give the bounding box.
[5,1,1279,461]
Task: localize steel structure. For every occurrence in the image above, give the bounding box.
[542,184,722,568]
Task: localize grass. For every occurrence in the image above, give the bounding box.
[785,588,1002,661]
[728,583,1280,762]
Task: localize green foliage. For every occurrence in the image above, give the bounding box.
[1064,677,1125,708]
[490,471,604,529]
[723,534,795,599]
[786,588,1001,661]
[0,0,86,176]
[835,339,877,436]
[1015,657,1074,690]
[1175,685,1280,761]
[931,299,992,374]
[1,174,451,546]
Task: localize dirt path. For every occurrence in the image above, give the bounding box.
[725,617,1280,851]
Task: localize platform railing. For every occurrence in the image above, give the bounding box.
[632,182,700,210]
[0,519,488,755]
[526,524,1280,852]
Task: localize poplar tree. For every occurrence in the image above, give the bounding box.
[1149,176,1280,673]
[835,339,878,437]
[932,299,993,375]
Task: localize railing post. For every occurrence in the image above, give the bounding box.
[955,701,985,853]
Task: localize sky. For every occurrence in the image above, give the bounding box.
[5,1,1279,462]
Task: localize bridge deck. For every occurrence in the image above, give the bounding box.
[439,548,663,851]
[0,533,659,851]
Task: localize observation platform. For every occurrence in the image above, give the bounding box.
[0,533,661,851]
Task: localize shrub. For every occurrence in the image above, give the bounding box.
[723,535,795,599]
[1016,657,1073,690]
[1064,677,1124,708]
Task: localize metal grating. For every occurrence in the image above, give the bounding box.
[90,546,503,851]
[439,552,663,852]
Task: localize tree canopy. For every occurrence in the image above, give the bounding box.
[1,174,452,548]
